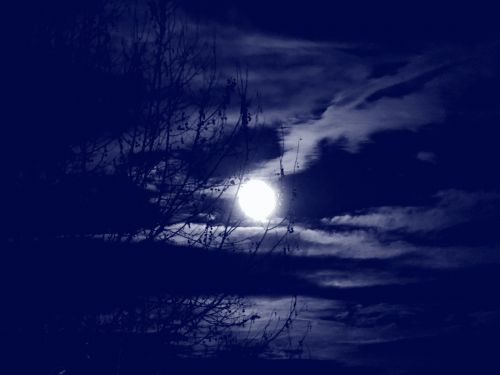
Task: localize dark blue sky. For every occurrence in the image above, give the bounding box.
[175,1,500,370]
[4,1,500,372]
[182,0,500,44]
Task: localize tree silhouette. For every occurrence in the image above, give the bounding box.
[3,0,301,371]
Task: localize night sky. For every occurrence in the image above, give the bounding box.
[3,1,500,374]
[180,2,500,370]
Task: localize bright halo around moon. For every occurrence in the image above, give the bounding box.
[238,180,277,222]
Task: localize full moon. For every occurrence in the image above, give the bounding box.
[238,180,277,222]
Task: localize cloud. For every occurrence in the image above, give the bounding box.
[273,88,444,173]
[296,227,417,259]
[181,22,500,190]
[255,63,449,176]
[162,220,291,253]
[159,188,500,270]
[301,270,415,288]
[248,296,436,361]
[292,220,500,268]
[322,189,500,233]
[205,25,458,177]
[416,151,437,163]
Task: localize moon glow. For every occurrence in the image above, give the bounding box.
[238,180,277,222]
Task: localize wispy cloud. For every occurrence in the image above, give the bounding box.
[416,150,437,163]
[301,269,415,288]
[205,25,456,176]
[321,189,500,233]
[224,34,462,176]
[258,71,447,176]
[297,227,413,259]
